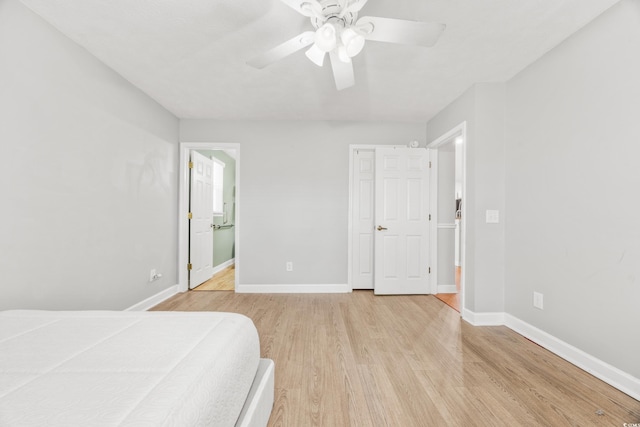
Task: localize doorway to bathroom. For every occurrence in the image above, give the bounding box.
[178,142,240,293]
[191,149,236,291]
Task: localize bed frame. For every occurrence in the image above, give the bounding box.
[236,359,275,427]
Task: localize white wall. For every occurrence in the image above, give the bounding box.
[427,83,507,313]
[180,120,426,287]
[427,0,639,384]
[0,0,179,310]
[505,0,640,378]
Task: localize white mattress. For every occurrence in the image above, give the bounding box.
[0,310,260,426]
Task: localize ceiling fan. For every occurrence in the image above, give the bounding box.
[247,0,445,90]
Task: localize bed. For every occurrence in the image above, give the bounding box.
[0,310,274,426]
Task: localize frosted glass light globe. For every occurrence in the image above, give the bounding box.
[315,23,337,52]
[341,28,365,57]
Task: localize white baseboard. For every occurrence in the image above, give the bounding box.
[235,284,350,293]
[462,310,640,399]
[212,258,235,276]
[504,314,640,401]
[437,284,457,294]
[125,285,180,311]
[462,309,505,326]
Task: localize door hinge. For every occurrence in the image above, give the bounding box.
[429,161,432,168]
[188,161,194,169]
[429,214,432,221]
[187,212,193,219]
[428,267,431,274]
[187,263,192,271]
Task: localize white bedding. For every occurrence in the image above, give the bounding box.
[0,310,260,426]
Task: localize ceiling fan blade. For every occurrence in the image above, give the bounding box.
[247,31,315,69]
[280,0,323,18]
[357,16,445,47]
[344,0,369,13]
[329,51,355,91]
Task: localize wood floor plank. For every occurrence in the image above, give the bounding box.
[354,365,394,427]
[326,301,375,427]
[192,265,235,291]
[151,291,640,426]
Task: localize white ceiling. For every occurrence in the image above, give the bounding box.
[20,0,619,122]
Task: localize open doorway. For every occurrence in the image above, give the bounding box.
[191,149,236,291]
[178,143,240,293]
[428,123,466,313]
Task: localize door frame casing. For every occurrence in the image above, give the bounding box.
[178,142,240,293]
[427,122,467,314]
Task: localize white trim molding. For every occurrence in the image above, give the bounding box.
[461,309,640,400]
[462,309,505,326]
[437,284,458,294]
[212,258,235,276]
[236,284,351,294]
[178,142,241,293]
[125,285,180,311]
[427,121,467,313]
[428,148,439,295]
[504,314,640,401]
[437,223,456,229]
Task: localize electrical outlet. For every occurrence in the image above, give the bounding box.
[533,292,544,310]
[149,269,162,282]
[286,261,293,272]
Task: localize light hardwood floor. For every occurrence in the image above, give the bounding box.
[435,266,461,312]
[152,291,640,426]
[192,265,235,291]
[433,292,459,312]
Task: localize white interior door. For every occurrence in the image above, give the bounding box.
[374,147,431,295]
[352,149,375,289]
[189,151,214,289]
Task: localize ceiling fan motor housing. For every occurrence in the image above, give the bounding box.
[310,1,357,29]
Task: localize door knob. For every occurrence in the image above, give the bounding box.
[377,225,388,231]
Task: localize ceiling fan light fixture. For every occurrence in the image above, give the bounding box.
[305,44,326,67]
[315,23,337,52]
[248,0,447,91]
[341,27,365,57]
[337,45,352,63]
